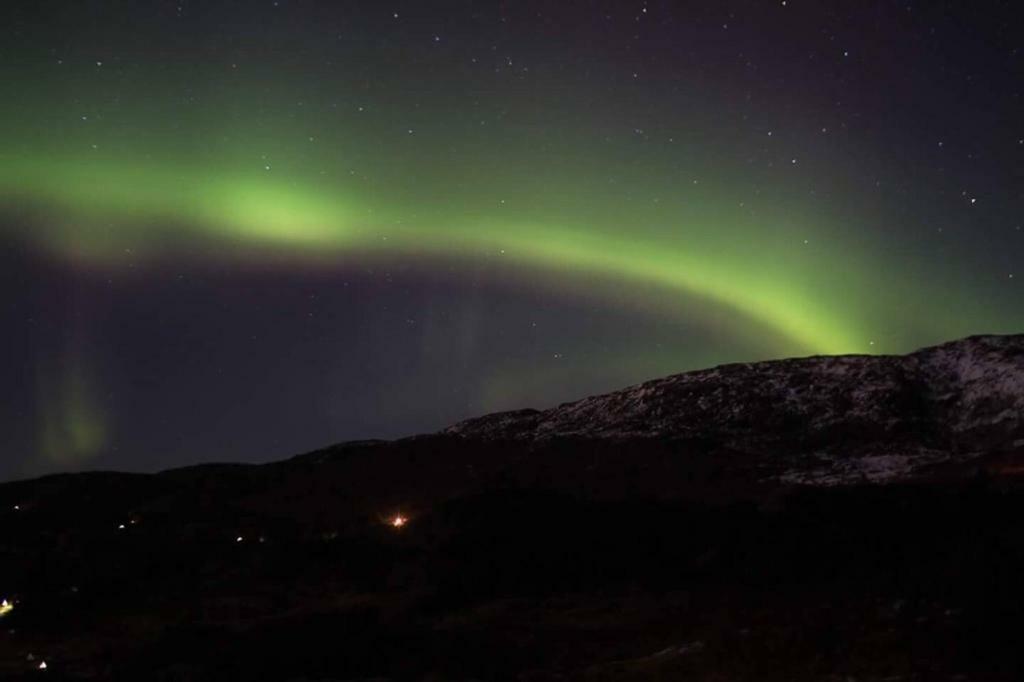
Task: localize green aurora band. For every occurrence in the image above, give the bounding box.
[0,144,1015,358]
[1,61,1020,369]
[2,150,860,353]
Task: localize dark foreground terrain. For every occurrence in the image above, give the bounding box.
[2,335,1024,680]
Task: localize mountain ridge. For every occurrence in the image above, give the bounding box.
[440,334,1024,485]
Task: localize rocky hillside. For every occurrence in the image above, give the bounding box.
[446,334,1024,485]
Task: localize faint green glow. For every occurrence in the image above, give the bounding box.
[0,154,359,258]
[35,360,107,465]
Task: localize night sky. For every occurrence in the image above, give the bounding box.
[2,1,1022,480]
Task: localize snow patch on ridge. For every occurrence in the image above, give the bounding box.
[777,450,963,487]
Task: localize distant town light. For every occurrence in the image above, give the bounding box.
[0,599,13,616]
[390,514,407,528]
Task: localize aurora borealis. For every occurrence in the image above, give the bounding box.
[2,1,1022,479]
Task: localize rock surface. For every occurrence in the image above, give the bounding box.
[446,335,1024,485]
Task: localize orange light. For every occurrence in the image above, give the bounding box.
[390,514,407,528]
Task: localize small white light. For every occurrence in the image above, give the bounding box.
[39,660,47,670]
[391,515,407,528]
[236,536,243,543]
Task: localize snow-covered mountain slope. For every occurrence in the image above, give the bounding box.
[445,335,1024,485]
